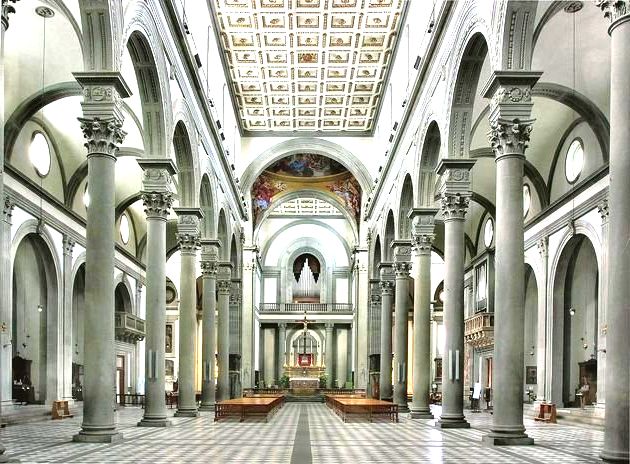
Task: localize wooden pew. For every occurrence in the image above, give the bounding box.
[325,395,398,423]
[214,395,285,422]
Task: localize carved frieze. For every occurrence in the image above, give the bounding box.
[62,236,75,256]
[3,195,15,223]
[597,198,610,224]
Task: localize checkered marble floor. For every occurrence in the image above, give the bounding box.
[0,403,604,463]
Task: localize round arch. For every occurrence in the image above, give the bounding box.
[172,120,198,208]
[382,210,395,262]
[253,189,359,243]
[282,245,329,304]
[397,174,414,239]
[199,173,216,239]
[241,138,372,193]
[114,274,135,314]
[217,208,230,260]
[417,119,443,207]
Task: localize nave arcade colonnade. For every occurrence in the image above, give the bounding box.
[0,1,628,463]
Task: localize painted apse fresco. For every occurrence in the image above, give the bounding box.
[252,154,361,225]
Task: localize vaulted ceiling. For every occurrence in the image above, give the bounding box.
[210,0,407,135]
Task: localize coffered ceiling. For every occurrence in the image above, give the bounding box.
[210,0,407,135]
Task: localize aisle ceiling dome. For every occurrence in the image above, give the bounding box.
[209,0,407,135]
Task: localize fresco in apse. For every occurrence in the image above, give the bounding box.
[252,154,361,226]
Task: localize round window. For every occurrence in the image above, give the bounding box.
[120,213,130,244]
[523,184,531,217]
[565,138,584,184]
[483,218,494,248]
[83,183,90,208]
[29,132,51,177]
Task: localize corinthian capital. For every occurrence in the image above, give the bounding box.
[488,118,534,158]
[3,195,15,223]
[177,233,200,255]
[440,193,470,221]
[2,0,19,30]
[142,191,173,220]
[79,117,126,158]
[597,0,630,24]
[393,261,412,277]
[411,233,434,254]
[217,279,232,294]
[200,260,218,278]
[380,280,394,296]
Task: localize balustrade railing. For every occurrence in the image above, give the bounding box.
[258,303,353,313]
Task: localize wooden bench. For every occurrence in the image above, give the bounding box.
[214,395,285,422]
[325,395,398,423]
[51,400,73,420]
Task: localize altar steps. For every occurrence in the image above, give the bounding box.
[285,394,325,403]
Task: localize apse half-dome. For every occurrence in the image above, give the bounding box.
[251,153,361,225]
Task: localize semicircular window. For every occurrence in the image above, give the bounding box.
[565,138,584,184]
[119,213,130,245]
[29,132,51,177]
[523,184,531,218]
[483,218,494,248]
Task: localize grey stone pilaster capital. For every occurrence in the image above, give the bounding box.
[597,0,630,31]
[135,281,143,294]
[62,235,75,256]
[436,159,475,222]
[138,158,177,192]
[409,207,438,254]
[141,192,173,220]
[3,195,15,223]
[78,117,126,160]
[379,280,394,296]
[74,72,131,120]
[278,322,287,330]
[391,239,412,263]
[325,323,335,331]
[378,262,394,282]
[217,261,233,284]
[537,237,548,259]
[2,0,19,31]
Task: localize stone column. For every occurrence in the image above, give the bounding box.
[409,208,438,419]
[378,263,394,400]
[73,72,130,443]
[277,323,287,384]
[173,208,203,418]
[137,159,176,427]
[0,3,18,461]
[199,240,220,411]
[62,236,75,401]
[240,246,258,389]
[435,158,475,429]
[481,71,540,445]
[392,240,412,413]
[216,262,233,401]
[325,323,334,388]
[596,2,630,461]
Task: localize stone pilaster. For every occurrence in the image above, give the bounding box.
[391,240,412,413]
[409,208,438,419]
[61,236,75,402]
[73,72,130,444]
[596,2,630,460]
[481,71,541,446]
[137,159,176,427]
[536,237,550,404]
[240,245,258,389]
[325,323,335,388]
[596,198,609,409]
[352,246,370,389]
[199,239,220,411]
[173,208,202,418]
[277,323,287,383]
[0,196,13,410]
[435,158,475,429]
[378,263,394,400]
[216,262,233,401]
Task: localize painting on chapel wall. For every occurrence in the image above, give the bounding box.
[251,154,361,225]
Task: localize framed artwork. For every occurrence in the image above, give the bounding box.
[165,359,174,378]
[526,366,537,385]
[165,324,173,353]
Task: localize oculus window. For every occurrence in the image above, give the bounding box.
[119,213,130,245]
[29,132,51,177]
[483,218,494,248]
[565,138,584,184]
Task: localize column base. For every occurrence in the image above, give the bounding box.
[409,406,434,419]
[198,403,215,412]
[482,433,534,446]
[174,408,199,418]
[397,403,410,413]
[601,449,630,463]
[73,430,123,443]
[137,417,172,427]
[436,416,470,429]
